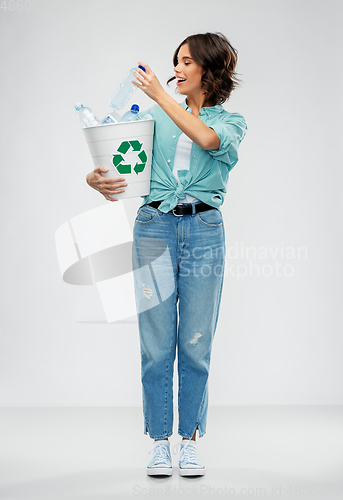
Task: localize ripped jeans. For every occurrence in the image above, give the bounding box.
[132,202,226,439]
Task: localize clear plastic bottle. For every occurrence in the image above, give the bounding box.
[74,102,100,127]
[101,109,122,125]
[121,104,141,122]
[109,66,146,111]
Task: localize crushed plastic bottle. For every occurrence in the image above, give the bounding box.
[74,102,100,127]
[101,109,122,125]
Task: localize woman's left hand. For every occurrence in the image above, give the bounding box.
[132,62,166,103]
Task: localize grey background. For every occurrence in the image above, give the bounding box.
[0,0,342,406]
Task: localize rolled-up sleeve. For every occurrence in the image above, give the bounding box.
[208,113,247,172]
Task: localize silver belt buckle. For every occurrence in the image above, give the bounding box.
[172,206,184,216]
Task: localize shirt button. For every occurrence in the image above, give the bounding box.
[172,135,176,139]
[167,159,171,163]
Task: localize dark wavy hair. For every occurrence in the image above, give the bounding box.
[167,32,241,106]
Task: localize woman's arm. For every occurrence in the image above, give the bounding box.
[133,64,220,151]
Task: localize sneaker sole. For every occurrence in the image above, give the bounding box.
[179,467,205,477]
[147,467,172,476]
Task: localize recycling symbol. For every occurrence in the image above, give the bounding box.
[112,140,148,175]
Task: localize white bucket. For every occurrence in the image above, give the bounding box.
[83,118,154,199]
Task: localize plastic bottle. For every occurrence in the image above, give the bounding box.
[74,102,100,127]
[101,109,122,125]
[109,66,146,111]
[121,104,141,122]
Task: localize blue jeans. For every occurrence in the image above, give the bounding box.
[132,202,226,439]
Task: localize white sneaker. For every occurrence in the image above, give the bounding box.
[172,439,205,476]
[147,440,173,476]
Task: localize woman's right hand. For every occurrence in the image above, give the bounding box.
[86,166,127,201]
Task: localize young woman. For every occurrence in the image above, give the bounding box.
[86,32,247,477]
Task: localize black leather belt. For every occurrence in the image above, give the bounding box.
[147,201,215,216]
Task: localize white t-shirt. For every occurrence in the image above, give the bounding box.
[172,133,201,205]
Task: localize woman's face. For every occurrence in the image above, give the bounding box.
[174,44,205,98]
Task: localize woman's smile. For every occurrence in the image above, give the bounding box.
[176,78,187,86]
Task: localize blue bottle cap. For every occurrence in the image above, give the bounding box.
[131,104,139,113]
[138,65,146,72]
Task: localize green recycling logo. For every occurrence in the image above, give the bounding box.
[112,140,147,175]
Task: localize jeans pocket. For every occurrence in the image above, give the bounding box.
[134,204,159,224]
[196,209,223,228]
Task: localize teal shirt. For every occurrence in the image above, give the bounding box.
[140,98,247,213]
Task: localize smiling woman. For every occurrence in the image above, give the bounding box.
[86,31,247,478]
[168,32,240,106]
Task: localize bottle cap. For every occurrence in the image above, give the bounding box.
[74,102,83,110]
[131,104,139,113]
[138,65,146,72]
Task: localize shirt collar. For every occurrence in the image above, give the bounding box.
[180,98,224,116]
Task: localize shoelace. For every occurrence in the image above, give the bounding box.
[172,440,199,465]
[148,441,171,465]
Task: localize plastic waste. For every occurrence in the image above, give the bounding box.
[109,66,146,111]
[74,102,100,128]
[101,109,122,125]
[121,104,141,122]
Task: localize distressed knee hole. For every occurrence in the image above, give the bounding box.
[190,332,202,344]
[143,284,153,299]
